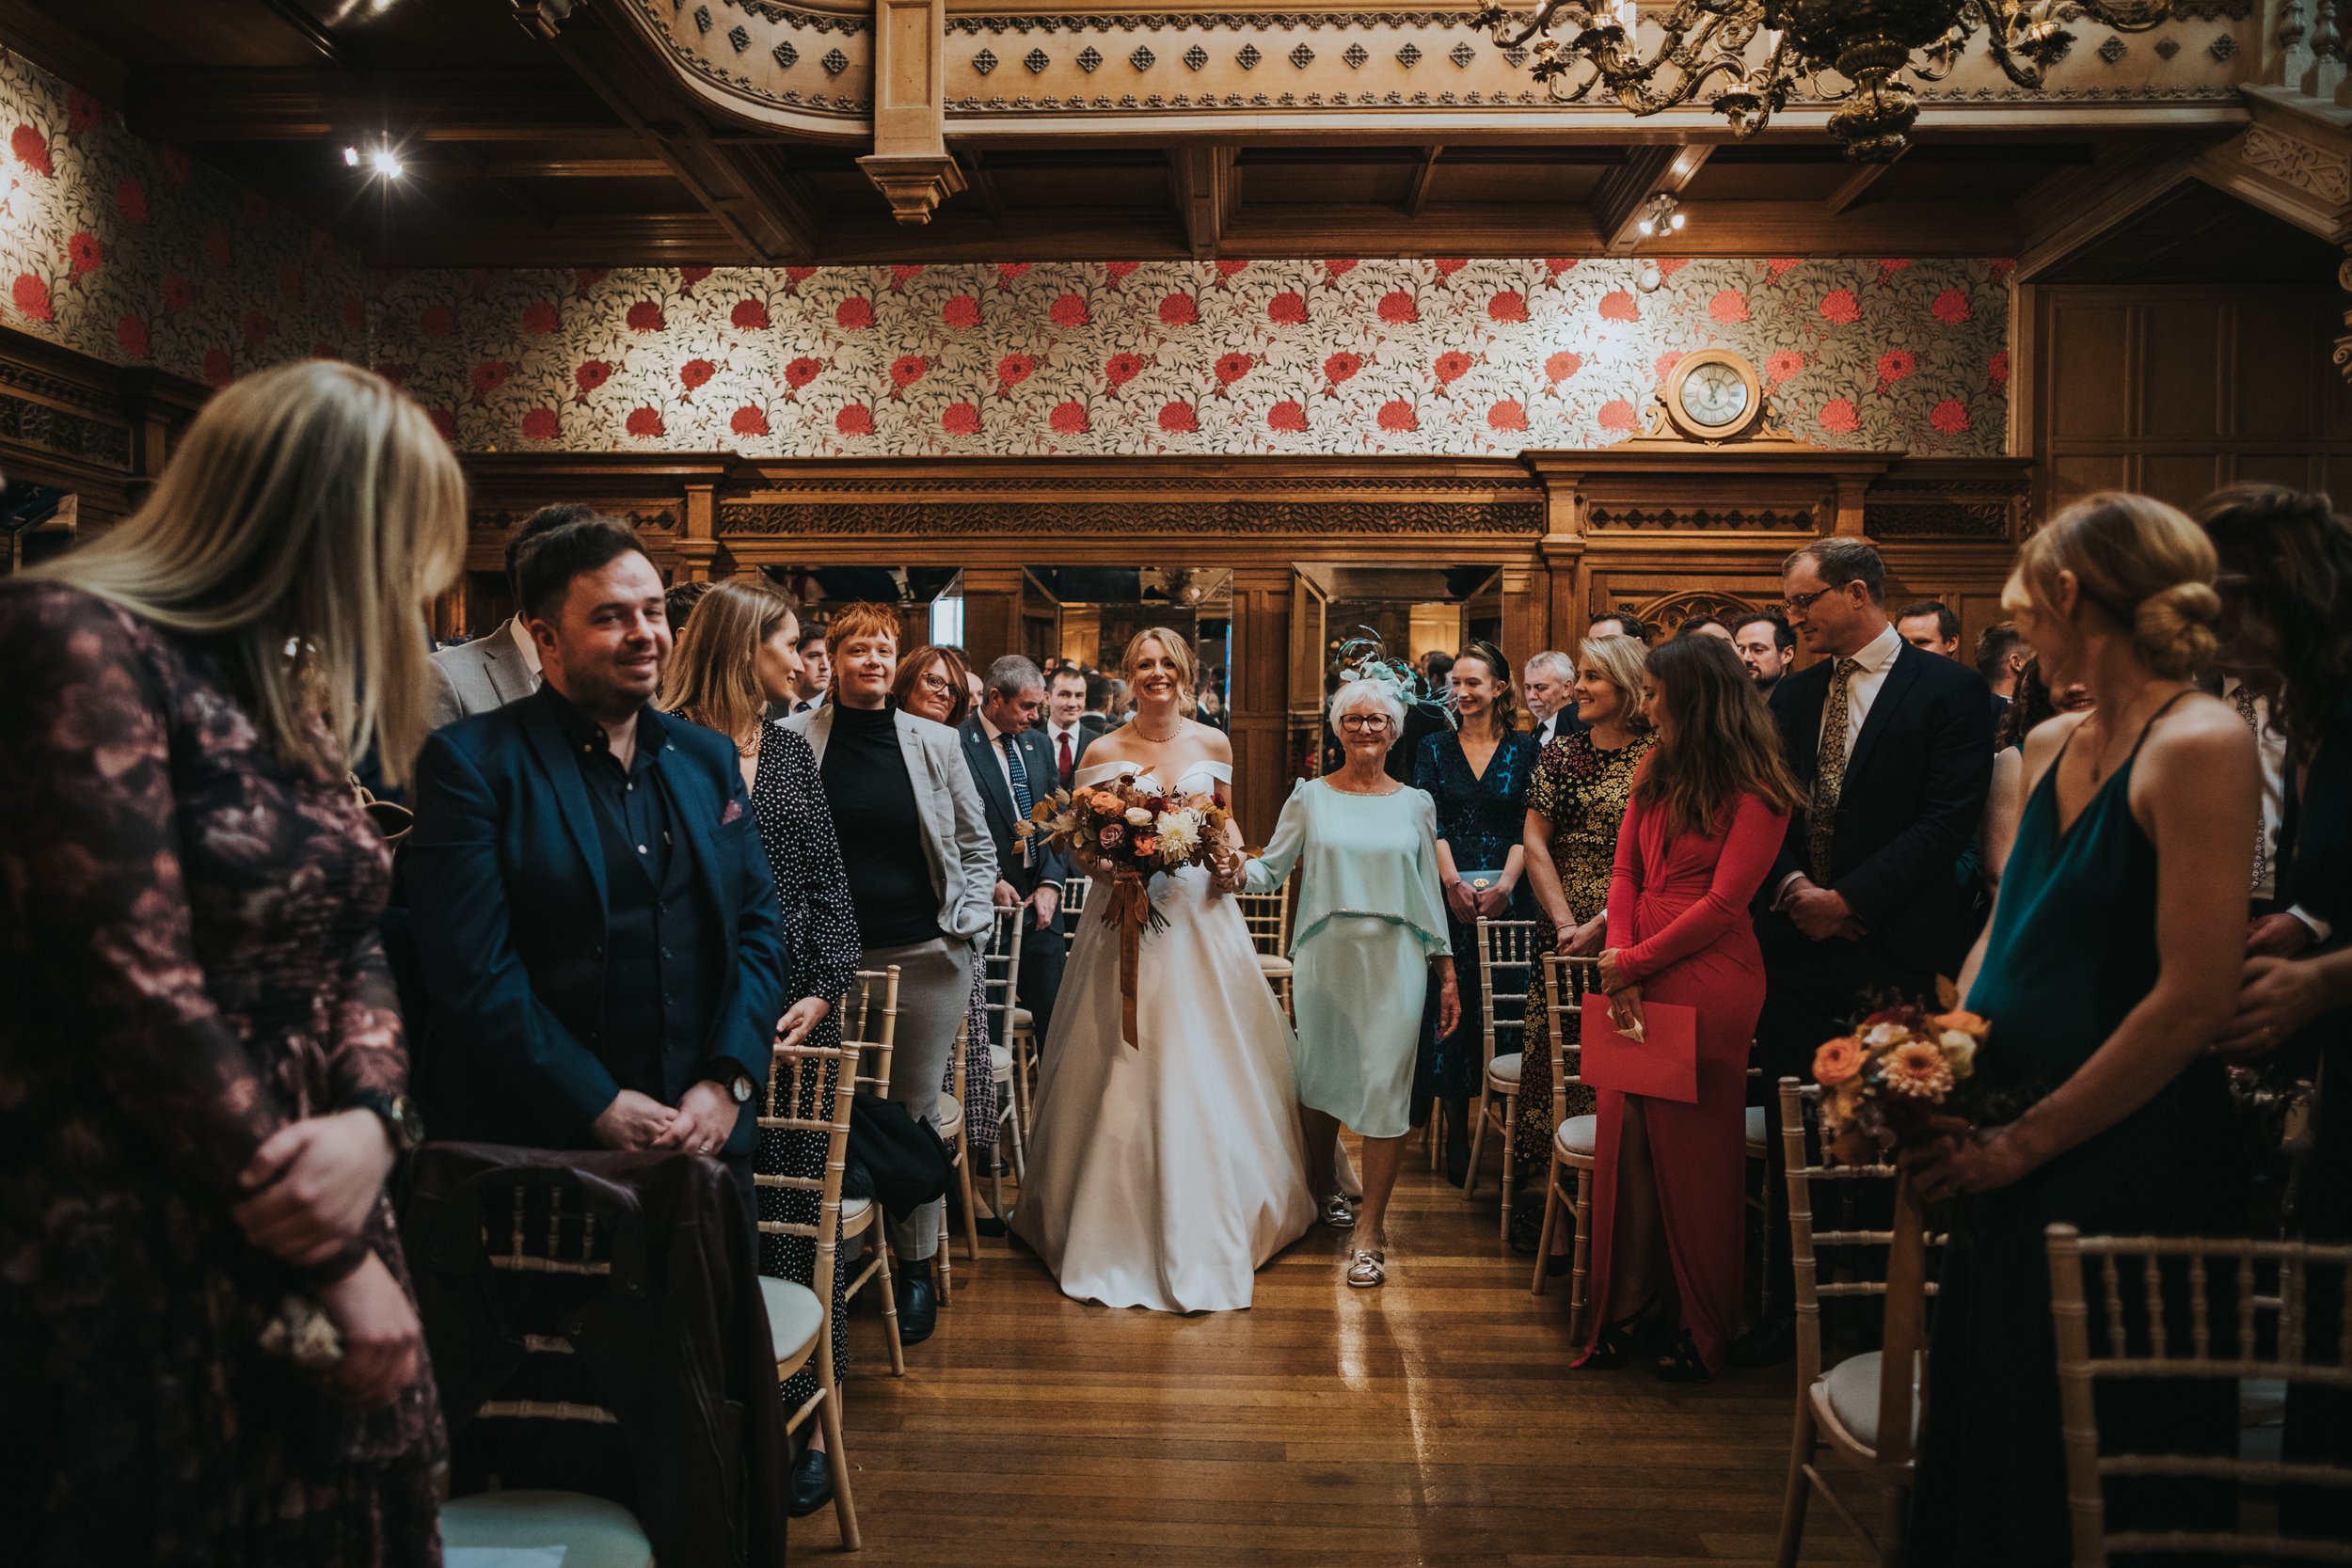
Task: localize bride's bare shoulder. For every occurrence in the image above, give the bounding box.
[1194,722,1233,763]
[1085,725,1142,764]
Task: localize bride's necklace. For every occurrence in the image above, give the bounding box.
[1132,714,1186,743]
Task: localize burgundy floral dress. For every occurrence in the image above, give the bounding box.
[0,583,444,1567]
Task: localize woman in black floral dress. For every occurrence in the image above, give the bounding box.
[1513,634,1655,1249]
[1413,641,1539,1185]
[662,578,863,1516]
[0,363,464,1566]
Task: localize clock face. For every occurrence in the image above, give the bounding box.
[1679,360,1753,429]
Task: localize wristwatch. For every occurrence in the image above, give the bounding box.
[708,1069,758,1105]
[351,1090,425,1154]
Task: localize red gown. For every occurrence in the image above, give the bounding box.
[1581,784,1789,1374]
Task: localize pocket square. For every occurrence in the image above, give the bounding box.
[721,799,745,826]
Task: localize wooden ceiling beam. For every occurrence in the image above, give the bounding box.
[961,150,1009,223]
[1405,145,1444,218]
[521,8,815,262]
[366,213,739,268]
[2012,138,2208,280]
[129,70,617,143]
[1825,148,1904,215]
[1592,142,1712,253]
[1175,145,1236,261]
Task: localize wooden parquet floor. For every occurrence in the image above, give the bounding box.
[809,1143,1874,1568]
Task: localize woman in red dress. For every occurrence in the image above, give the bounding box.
[1578,635,1800,1381]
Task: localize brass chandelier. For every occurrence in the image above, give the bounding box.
[1471,0,2178,162]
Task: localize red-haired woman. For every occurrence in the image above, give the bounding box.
[1578,635,1799,1381]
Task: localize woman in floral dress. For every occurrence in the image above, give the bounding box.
[0,363,464,1565]
[1513,635,1656,1252]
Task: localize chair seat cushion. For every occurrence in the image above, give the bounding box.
[759,1275,825,1365]
[1256,953,1294,976]
[1816,1351,1920,1453]
[937,1092,963,1139]
[1745,1104,1767,1148]
[1010,1006,1034,1035]
[1486,1052,1522,1087]
[1555,1114,1597,1158]
[840,1194,873,1231]
[990,1043,1013,1077]
[441,1490,653,1568]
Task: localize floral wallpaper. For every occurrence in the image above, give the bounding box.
[3,47,2010,460]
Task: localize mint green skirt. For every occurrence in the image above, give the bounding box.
[1291,915,1430,1140]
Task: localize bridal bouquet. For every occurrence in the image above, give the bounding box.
[1811,989,1991,1166]
[1020,771,1233,1048]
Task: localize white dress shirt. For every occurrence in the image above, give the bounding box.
[508,614,543,681]
[1044,720,1086,780]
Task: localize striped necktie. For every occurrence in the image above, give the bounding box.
[1002,732,1033,864]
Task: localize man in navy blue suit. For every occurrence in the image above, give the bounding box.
[405,515,790,1203]
[961,656,1069,1053]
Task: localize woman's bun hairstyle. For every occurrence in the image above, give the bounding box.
[2131,579,2221,682]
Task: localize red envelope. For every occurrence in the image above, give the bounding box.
[1580,997,1700,1103]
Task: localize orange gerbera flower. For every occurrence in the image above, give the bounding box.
[1812,1036,1866,1088]
[1880,1040,1955,1099]
[1930,1008,1989,1038]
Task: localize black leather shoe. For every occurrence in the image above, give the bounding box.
[894,1264,938,1347]
[1444,1118,1471,1189]
[1731,1307,1797,1369]
[787,1445,833,1517]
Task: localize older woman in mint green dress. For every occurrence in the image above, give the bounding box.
[1242,678,1458,1288]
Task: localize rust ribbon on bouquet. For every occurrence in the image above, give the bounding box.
[1104,874,1149,1049]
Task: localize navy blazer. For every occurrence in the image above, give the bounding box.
[959,715,1069,897]
[405,686,792,1156]
[1761,640,1994,980]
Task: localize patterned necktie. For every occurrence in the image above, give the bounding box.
[1002,733,1034,864]
[1808,657,1864,885]
[1057,729,1074,789]
[2232,685,2270,895]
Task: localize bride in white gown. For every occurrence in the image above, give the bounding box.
[1011,629,1316,1312]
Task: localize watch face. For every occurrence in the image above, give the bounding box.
[1680,360,1752,429]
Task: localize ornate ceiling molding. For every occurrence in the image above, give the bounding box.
[613,0,874,131]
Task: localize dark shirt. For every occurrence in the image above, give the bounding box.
[822,701,942,950]
[543,685,722,1101]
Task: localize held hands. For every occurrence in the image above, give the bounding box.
[2247,913,2315,961]
[2211,955,2329,1057]
[653,1080,740,1156]
[1206,845,1247,896]
[591,1088,678,1151]
[233,1109,395,1269]
[1784,880,1857,943]
[319,1251,422,1409]
[1473,883,1513,921]
[776,995,831,1050]
[1561,916,1607,958]
[1443,879,1480,926]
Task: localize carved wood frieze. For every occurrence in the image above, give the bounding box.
[0,388,133,470]
[474,505,682,532]
[718,497,1544,534]
[1865,499,2012,537]
[1584,504,1818,532]
[2242,123,2352,203]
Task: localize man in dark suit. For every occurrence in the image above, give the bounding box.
[1041,663,1103,791]
[961,656,1069,1050]
[406,515,791,1208]
[1738,537,1994,1364]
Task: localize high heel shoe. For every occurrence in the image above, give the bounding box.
[1570,1296,1661,1370]
[1649,1327,1711,1384]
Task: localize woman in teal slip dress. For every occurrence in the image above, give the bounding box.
[1904,494,2262,1566]
[1245,677,1459,1288]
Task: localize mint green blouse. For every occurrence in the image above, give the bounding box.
[1244,778,1452,958]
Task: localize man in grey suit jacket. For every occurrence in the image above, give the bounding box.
[425,503,592,730]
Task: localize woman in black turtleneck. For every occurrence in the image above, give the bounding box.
[783,603,997,1352]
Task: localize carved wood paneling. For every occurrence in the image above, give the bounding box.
[717,497,1542,534]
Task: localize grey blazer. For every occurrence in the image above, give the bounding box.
[786,702,998,943]
[427,620,538,731]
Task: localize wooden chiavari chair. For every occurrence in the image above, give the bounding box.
[755,1006,868,1549]
[984,904,1033,1207]
[1234,880,1295,1021]
[777,966,905,1378]
[932,1015,985,1296]
[1772,1078,1940,1568]
[2045,1226,2352,1566]
[1464,916,1540,1239]
[441,1179,655,1565]
[1528,954,1600,1333]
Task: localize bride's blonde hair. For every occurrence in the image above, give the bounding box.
[1120,626,1198,718]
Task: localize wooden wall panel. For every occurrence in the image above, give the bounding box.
[2029,285,2352,521]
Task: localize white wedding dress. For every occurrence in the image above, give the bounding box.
[1011,759,1316,1312]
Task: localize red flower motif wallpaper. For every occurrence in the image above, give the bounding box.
[2,49,2009,461]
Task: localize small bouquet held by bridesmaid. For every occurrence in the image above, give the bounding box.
[1019,770,1233,1047]
[1810,983,1992,1166]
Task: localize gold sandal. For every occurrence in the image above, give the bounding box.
[1320,1194,1356,1230]
[1345,1248,1386,1289]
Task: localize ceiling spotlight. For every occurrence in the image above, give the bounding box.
[1633,191,1683,240]
[368,147,405,179]
[342,145,359,167]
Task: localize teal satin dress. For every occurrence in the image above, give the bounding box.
[1911,705,2241,1566]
